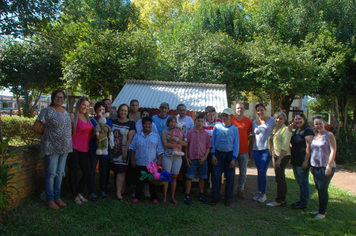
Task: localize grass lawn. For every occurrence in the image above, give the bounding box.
[1,172,356,236]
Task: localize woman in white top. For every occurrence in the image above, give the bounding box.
[251,103,276,203]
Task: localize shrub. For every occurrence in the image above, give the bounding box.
[2,117,40,146]
[336,129,356,165]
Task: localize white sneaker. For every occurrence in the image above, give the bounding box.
[315,214,325,220]
[258,194,267,203]
[253,193,260,201]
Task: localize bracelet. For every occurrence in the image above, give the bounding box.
[327,163,333,167]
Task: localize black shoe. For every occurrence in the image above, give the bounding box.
[224,199,231,206]
[293,204,308,209]
[210,198,219,206]
[291,201,301,208]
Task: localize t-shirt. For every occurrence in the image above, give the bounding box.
[178,116,194,136]
[152,114,169,138]
[231,116,252,154]
[290,126,314,166]
[252,117,276,150]
[203,118,223,139]
[37,106,73,157]
[89,117,113,158]
[111,119,136,165]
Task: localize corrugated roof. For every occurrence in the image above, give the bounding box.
[112,80,228,112]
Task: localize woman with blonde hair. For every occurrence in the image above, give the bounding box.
[67,96,93,205]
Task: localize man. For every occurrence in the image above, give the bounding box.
[211,108,239,206]
[152,102,170,138]
[231,101,253,199]
[102,98,118,120]
[176,104,194,136]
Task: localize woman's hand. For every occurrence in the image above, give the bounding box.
[275,159,281,168]
[325,165,332,176]
[122,150,128,161]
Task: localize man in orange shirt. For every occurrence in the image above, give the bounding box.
[231,101,252,199]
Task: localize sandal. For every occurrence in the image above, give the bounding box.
[79,195,88,203]
[54,199,67,207]
[170,199,179,205]
[74,196,82,205]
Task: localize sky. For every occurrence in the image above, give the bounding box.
[0,88,13,96]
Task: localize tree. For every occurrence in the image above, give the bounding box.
[0,40,63,117]
[0,0,62,37]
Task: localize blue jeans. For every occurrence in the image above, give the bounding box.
[292,165,310,206]
[312,166,335,215]
[44,153,68,202]
[253,149,272,194]
[212,151,235,200]
[236,152,249,191]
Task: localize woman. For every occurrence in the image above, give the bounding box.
[135,108,158,134]
[111,104,136,201]
[252,103,276,203]
[290,113,314,209]
[33,90,72,209]
[160,116,187,205]
[310,116,336,220]
[88,102,113,201]
[266,111,293,207]
[67,96,93,205]
[129,99,141,122]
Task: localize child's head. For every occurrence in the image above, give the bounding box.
[141,108,153,118]
[166,116,177,128]
[130,99,139,113]
[195,113,205,128]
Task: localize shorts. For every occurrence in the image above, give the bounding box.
[161,155,182,175]
[185,159,208,179]
[109,161,128,173]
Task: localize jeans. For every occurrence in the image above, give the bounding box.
[274,155,291,203]
[312,166,335,215]
[44,153,68,202]
[212,151,235,200]
[292,165,310,206]
[67,149,91,197]
[235,152,249,191]
[253,149,272,194]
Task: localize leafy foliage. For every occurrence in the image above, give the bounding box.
[0,139,22,213]
[1,117,40,146]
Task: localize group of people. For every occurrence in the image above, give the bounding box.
[33,90,336,220]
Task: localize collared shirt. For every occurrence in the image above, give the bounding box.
[269,124,293,157]
[129,131,164,166]
[187,127,212,160]
[211,123,239,160]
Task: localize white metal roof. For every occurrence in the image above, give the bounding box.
[112,80,228,112]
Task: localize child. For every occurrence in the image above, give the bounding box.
[169,122,185,157]
[184,113,212,205]
[129,116,164,204]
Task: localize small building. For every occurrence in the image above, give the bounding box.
[112,80,228,116]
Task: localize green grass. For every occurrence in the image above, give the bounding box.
[1,172,356,236]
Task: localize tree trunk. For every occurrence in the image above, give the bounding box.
[330,95,340,136]
[281,94,296,123]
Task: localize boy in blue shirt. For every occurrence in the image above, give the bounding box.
[211,108,239,206]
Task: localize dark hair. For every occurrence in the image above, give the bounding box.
[177,104,186,110]
[117,104,129,118]
[294,113,309,129]
[94,102,105,113]
[50,90,65,106]
[141,108,153,117]
[130,99,139,106]
[255,103,266,110]
[195,113,205,120]
[102,98,111,103]
[166,116,177,126]
[142,116,153,124]
[205,106,216,113]
[314,115,324,121]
